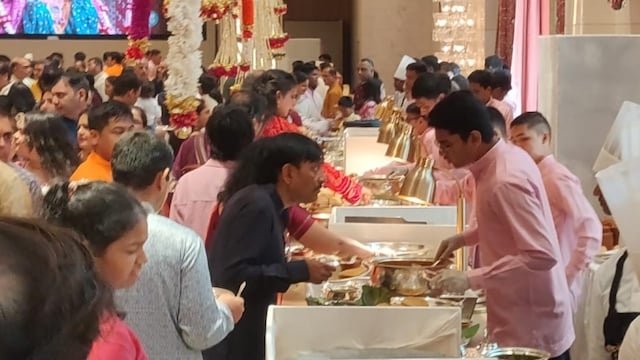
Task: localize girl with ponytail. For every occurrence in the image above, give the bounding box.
[43,181,148,360]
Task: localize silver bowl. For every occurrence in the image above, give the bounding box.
[484,347,551,360]
[370,257,451,296]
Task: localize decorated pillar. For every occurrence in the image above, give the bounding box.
[163,0,203,138]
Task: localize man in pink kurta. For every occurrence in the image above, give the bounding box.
[171,159,235,239]
[510,112,602,311]
[170,106,255,240]
[468,70,514,132]
[431,91,574,359]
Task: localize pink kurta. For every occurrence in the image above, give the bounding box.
[170,159,235,240]
[487,97,514,133]
[537,154,602,311]
[464,140,574,357]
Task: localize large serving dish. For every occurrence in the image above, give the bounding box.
[366,242,429,258]
[358,175,404,201]
[484,347,551,360]
[370,257,451,296]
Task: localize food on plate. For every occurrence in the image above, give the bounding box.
[401,297,429,307]
[339,265,367,279]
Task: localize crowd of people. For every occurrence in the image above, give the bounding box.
[0,47,635,360]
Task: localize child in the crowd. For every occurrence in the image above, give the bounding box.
[70,101,134,182]
[333,96,361,129]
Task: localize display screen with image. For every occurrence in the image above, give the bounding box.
[0,0,167,37]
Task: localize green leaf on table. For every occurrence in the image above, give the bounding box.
[358,285,392,306]
[461,323,480,340]
[306,296,326,306]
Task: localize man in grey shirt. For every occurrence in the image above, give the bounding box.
[111,132,244,359]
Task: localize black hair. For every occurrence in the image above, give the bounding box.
[420,55,439,72]
[511,111,552,135]
[251,69,296,120]
[485,55,504,71]
[406,61,428,74]
[293,71,308,85]
[406,103,420,115]
[73,52,86,62]
[88,100,133,132]
[360,58,375,68]
[411,73,451,100]
[43,181,146,256]
[0,61,10,76]
[362,77,382,103]
[146,49,161,57]
[467,70,492,88]
[291,60,304,72]
[111,131,174,190]
[486,107,507,139]
[452,74,469,91]
[7,83,36,114]
[102,52,112,62]
[56,71,90,94]
[299,62,318,75]
[22,112,79,179]
[228,90,268,122]
[139,81,155,98]
[84,74,95,90]
[428,90,494,143]
[338,96,354,108]
[112,72,142,97]
[199,73,218,96]
[112,52,125,64]
[490,69,512,91]
[0,55,10,63]
[0,217,115,360]
[131,106,148,128]
[46,53,63,65]
[218,133,323,203]
[106,76,117,85]
[319,62,332,71]
[206,106,255,162]
[319,53,332,62]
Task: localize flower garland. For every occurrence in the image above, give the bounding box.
[265,0,288,59]
[241,0,254,39]
[126,0,152,61]
[208,10,247,78]
[165,0,203,137]
[202,0,236,22]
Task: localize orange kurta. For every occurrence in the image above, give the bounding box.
[321,83,342,119]
[70,151,112,182]
[105,64,124,77]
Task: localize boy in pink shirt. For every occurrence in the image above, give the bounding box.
[510,112,602,311]
[468,69,514,132]
[431,91,574,359]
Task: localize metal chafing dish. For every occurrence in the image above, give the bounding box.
[357,174,404,201]
[366,242,429,257]
[370,257,451,297]
[484,347,551,360]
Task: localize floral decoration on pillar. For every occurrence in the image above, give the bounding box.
[164,0,203,138]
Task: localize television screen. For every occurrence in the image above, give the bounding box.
[0,0,168,37]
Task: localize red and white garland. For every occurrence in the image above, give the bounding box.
[164,0,203,137]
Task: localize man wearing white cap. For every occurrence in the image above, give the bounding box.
[392,55,415,110]
[580,101,640,360]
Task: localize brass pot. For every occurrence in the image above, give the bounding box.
[370,257,450,296]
